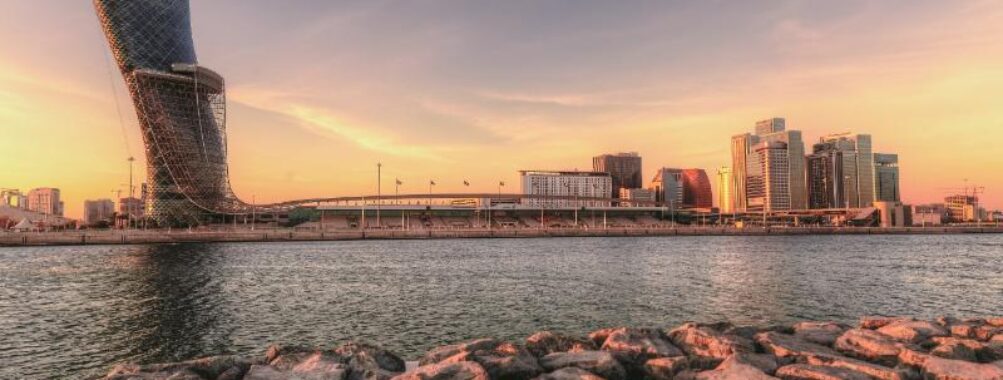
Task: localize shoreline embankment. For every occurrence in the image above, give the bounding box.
[3,226,1003,247]
[95,316,1003,379]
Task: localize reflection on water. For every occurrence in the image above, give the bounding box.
[1,235,1002,378]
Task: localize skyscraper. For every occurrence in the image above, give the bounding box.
[755,117,785,135]
[95,0,252,226]
[747,141,792,211]
[816,133,875,208]
[592,152,642,198]
[730,134,754,211]
[730,118,807,211]
[874,153,900,202]
[717,167,733,213]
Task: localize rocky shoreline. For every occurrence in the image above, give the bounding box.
[97,316,1003,380]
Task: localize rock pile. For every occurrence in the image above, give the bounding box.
[98,316,1003,380]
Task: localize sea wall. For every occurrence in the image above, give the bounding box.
[4,226,1003,247]
[96,316,1003,379]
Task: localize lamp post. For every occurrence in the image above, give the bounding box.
[376,163,382,228]
[396,178,403,229]
[127,156,134,230]
[428,180,435,206]
[251,194,256,231]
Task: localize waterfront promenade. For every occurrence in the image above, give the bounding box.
[3,225,1003,246]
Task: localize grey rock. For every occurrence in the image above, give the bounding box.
[540,350,626,380]
[525,331,596,358]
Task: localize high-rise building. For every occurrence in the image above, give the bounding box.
[84,199,116,225]
[592,152,642,198]
[815,133,874,208]
[716,167,733,213]
[874,153,900,202]
[747,141,792,211]
[26,188,63,216]
[730,133,754,212]
[520,170,612,208]
[731,118,806,211]
[755,117,785,135]
[95,0,258,226]
[807,141,855,209]
[650,168,712,209]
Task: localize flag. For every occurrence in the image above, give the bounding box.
[395,178,402,185]
[430,180,436,186]
[499,181,505,186]
[463,180,470,186]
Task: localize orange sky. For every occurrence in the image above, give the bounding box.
[2,2,1002,219]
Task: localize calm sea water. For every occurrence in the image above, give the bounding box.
[2,235,1002,378]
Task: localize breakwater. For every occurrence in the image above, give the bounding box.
[96,316,1003,379]
[3,225,1003,246]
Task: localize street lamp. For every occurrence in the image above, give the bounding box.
[376,163,382,228]
[428,180,435,206]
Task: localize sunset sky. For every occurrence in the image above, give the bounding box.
[2,1,1002,219]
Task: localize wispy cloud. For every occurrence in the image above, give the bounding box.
[230,88,442,160]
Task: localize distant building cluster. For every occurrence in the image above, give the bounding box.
[727,118,903,213]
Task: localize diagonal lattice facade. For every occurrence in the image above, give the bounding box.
[95,0,252,226]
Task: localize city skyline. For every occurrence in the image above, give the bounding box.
[3,2,1003,219]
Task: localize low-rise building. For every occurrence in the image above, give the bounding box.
[621,188,655,207]
[27,188,63,216]
[912,204,947,226]
[874,201,912,227]
[84,199,116,226]
[519,170,612,208]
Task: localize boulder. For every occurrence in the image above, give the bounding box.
[688,355,778,380]
[833,329,905,366]
[644,356,690,380]
[803,354,910,380]
[419,339,501,366]
[600,328,682,373]
[723,325,794,341]
[973,326,1003,342]
[391,361,489,380]
[860,316,914,330]
[899,349,1003,380]
[774,363,873,380]
[532,367,604,380]
[936,316,962,327]
[727,352,779,375]
[540,350,626,380]
[102,355,257,380]
[792,322,849,347]
[929,337,983,362]
[987,318,1003,327]
[754,332,840,361]
[588,328,619,348]
[276,352,350,379]
[335,341,407,373]
[423,340,542,380]
[666,323,755,363]
[876,320,948,344]
[525,331,596,358]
